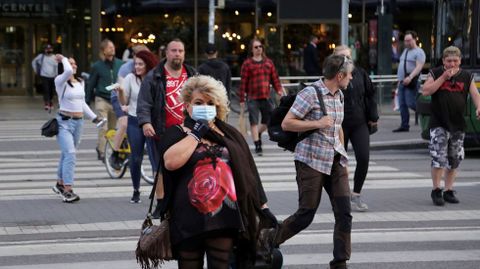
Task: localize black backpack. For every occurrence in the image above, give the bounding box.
[267,84,326,152]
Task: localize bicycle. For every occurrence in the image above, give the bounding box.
[103,129,155,185]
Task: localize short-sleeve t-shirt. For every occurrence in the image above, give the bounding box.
[397,47,426,80]
[429,66,473,132]
[165,67,187,128]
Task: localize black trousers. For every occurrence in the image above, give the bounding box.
[41,76,55,104]
[343,122,370,194]
[276,156,352,268]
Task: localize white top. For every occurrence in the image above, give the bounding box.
[54,58,96,119]
[31,53,58,78]
[121,73,142,117]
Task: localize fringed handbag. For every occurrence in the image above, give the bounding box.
[135,169,173,269]
[135,214,173,269]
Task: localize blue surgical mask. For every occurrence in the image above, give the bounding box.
[191,105,217,121]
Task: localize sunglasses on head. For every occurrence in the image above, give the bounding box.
[335,55,349,75]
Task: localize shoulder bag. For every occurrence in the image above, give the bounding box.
[40,86,67,137]
[135,169,173,269]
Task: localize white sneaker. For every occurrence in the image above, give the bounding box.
[351,195,368,212]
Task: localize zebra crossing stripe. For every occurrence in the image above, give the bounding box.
[1,211,479,236]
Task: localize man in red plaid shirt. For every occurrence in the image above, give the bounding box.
[240,38,285,155]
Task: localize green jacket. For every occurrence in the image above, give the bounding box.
[85,58,123,103]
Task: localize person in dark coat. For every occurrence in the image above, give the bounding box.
[136,38,197,218]
[334,45,379,212]
[197,43,232,97]
[303,35,320,76]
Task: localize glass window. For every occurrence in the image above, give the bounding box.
[0,25,26,94]
[442,0,471,62]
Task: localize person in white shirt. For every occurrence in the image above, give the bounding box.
[31,44,58,111]
[52,54,103,203]
[115,50,159,203]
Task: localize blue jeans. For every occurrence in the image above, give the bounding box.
[56,115,84,186]
[398,83,418,129]
[127,115,159,190]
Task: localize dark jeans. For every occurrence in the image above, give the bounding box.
[275,156,352,268]
[41,76,55,105]
[398,83,418,129]
[343,122,370,194]
[127,115,159,190]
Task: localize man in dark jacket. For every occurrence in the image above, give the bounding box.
[197,43,232,96]
[136,38,196,217]
[303,35,320,76]
[86,39,124,160]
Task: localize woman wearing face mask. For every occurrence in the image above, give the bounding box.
[52,55,103,202]
[115,50,159,203]
[157,75,275,268]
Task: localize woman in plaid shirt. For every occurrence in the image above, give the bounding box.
[239,38,285,155]
[259,54,354,269]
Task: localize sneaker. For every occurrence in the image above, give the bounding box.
[96,148,104,161]
[351,195,368,212]
[130,190,141,204]
[392,127,409,132]
[52,183,65,195]
[254,140,263,156]
[109,151,122,170]
[431,188,445,206]
[62,191,80,203]
[443,190,459,204]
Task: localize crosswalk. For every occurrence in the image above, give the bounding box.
[1,120,480,268]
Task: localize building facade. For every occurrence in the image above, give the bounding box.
[0,0,436,96]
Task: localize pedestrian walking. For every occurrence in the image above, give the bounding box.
[115,50,159,203]
[393,30,426,132]
[303,35,321,76]
[334,45,379,212]
[85,39,124,161]
[198,43,232,97]
[136,38,197,217]
[109,44,150,169]
[158,75,274,268]
[259,54,353,269]
[31,44,58,111]
[239,38,285,156]
[52,55,103,203]
[422,46,480,206]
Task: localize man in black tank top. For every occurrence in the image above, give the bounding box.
[422,46,480,206]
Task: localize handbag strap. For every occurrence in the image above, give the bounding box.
[61,85,67,101]
[403,49,409,76]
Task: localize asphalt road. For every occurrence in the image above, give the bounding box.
[0,119,479,269]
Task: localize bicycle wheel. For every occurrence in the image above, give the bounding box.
[104,138,128,179]
[141,147,155,185]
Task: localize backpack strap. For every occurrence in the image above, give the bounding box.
[297,83,326,140]
[310,83,327,115]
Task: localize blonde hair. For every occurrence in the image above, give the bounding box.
[443,46,462,59]
[181,75,230,121]
[333,45,351,56]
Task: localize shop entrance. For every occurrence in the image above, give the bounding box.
[0,23,28,95]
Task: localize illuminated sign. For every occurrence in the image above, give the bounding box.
[0,2,52,17]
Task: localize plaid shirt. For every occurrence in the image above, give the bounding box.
[239,57,282,102]
[290,80,348,175]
